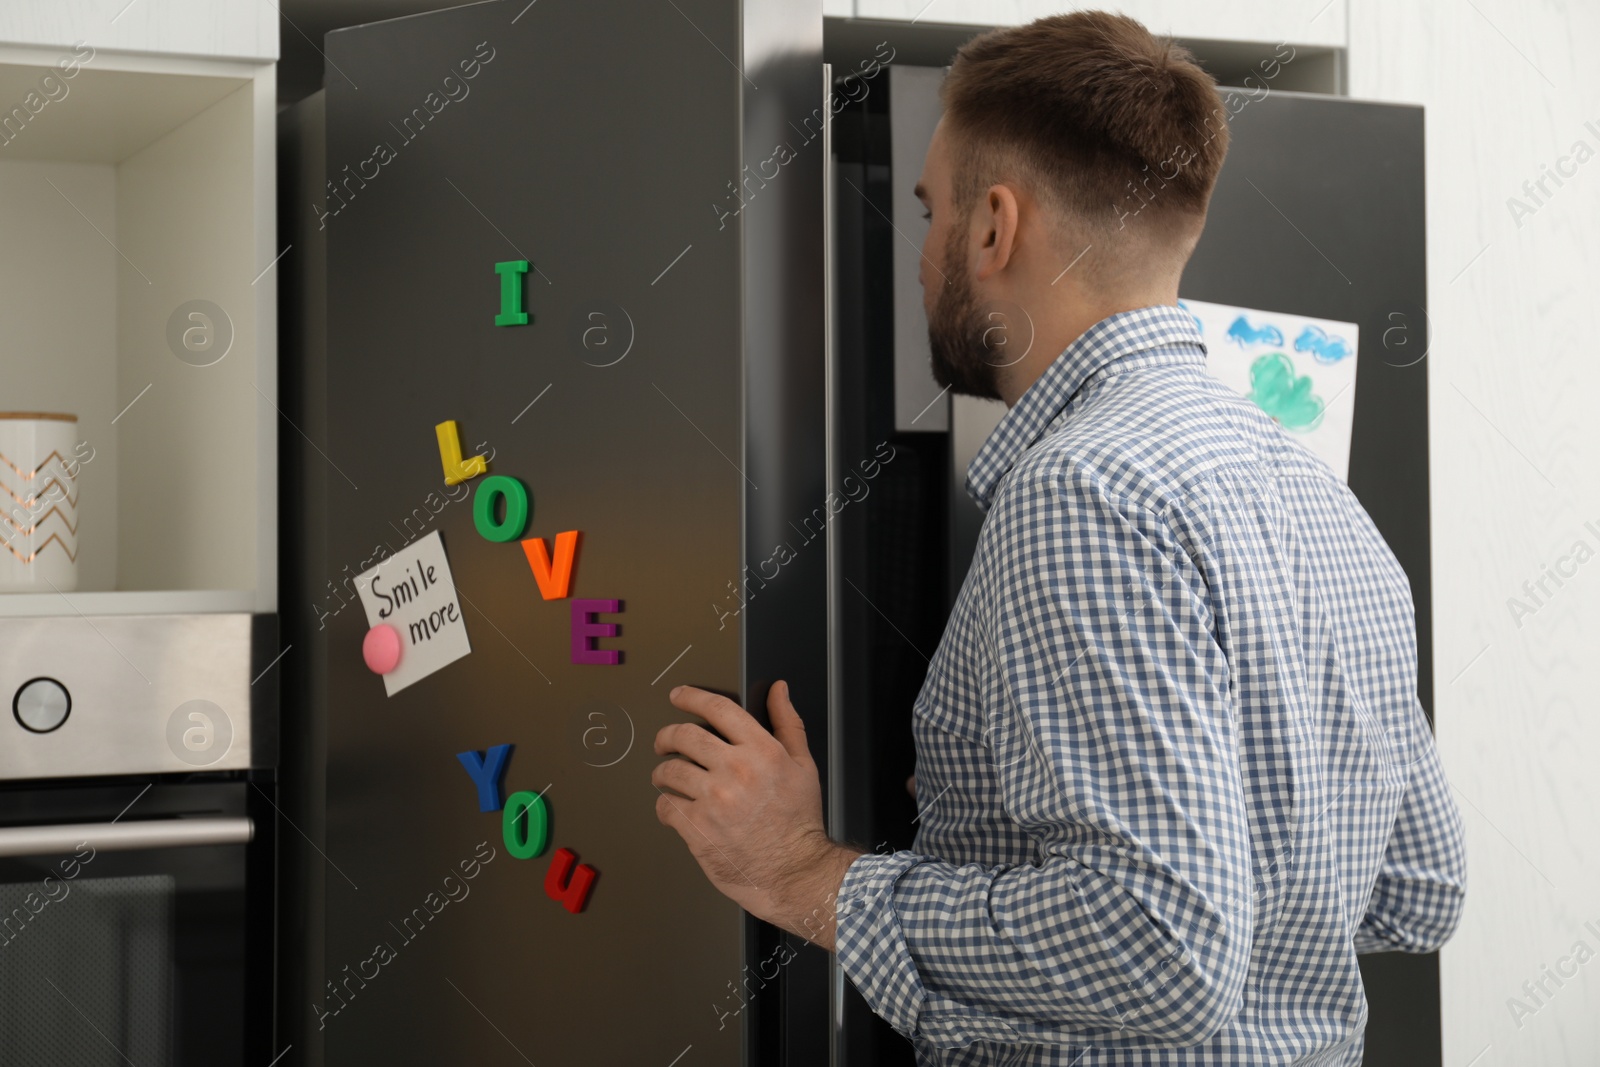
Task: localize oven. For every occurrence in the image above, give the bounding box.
[0,614,278,1066]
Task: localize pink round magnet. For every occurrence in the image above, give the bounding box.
[363,624,404,674]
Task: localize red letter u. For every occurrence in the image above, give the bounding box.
[544,847,597,914]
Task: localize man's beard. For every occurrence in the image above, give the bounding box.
[926,226,1007,402]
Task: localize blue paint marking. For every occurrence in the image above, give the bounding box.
[1178,300,1204,336]
[1295,324,1354,364]
[1227,314,1284,348]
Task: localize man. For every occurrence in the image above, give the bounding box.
[652,11,1467,1064]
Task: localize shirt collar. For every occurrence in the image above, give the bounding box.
[965,304,1207,511]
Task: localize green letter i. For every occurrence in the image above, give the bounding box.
[494,259,530,326]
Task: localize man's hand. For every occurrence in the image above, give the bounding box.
[653,681,863,952]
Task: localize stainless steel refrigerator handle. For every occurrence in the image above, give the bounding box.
[821,61,849,1067]
[0,817,254,858]
[823,60,841,853]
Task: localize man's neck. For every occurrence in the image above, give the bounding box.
[995,290,1179,408]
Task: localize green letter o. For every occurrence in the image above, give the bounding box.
[502,790,549,859]
[473,475,529,542]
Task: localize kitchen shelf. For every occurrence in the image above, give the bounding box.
[0,589,255,618]
[0,45,276,615]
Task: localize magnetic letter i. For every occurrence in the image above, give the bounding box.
[495,259,530,326]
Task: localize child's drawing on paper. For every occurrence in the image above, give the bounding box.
[1178,298,1360,480]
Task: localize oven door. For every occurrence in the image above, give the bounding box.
[0,776,273,1066]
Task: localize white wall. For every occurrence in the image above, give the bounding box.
[0,160,119,592]
[841,0,1600,1062]
[115,81,260,593]
[1347,3,1600,1064]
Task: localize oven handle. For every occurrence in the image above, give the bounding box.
[0,817,254,858]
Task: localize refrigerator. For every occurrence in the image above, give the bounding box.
[280,5,1435,1065]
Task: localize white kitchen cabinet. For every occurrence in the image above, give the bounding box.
[0,39,277,616]
[0,0,276,62]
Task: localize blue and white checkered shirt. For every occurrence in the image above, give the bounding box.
[833,305,1466,1066]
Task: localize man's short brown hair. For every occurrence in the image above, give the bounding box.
[941,11,1229,249]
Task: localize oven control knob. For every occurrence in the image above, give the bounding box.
[14,677,71,733]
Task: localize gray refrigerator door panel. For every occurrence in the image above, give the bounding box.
[318,3,781,1064]
[1182,89,1431,717]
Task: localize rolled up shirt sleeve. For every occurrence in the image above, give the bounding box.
[1352,697,1467,954]
[834,463,1254,1051]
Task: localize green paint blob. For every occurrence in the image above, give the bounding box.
[1248,352,1325,432]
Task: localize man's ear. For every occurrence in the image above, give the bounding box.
[973,183,1021,282]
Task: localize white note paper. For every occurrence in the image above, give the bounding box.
[355,530,473,696]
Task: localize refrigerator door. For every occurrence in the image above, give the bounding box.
[312,1,825,1064]
[1180,88,1432,721]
